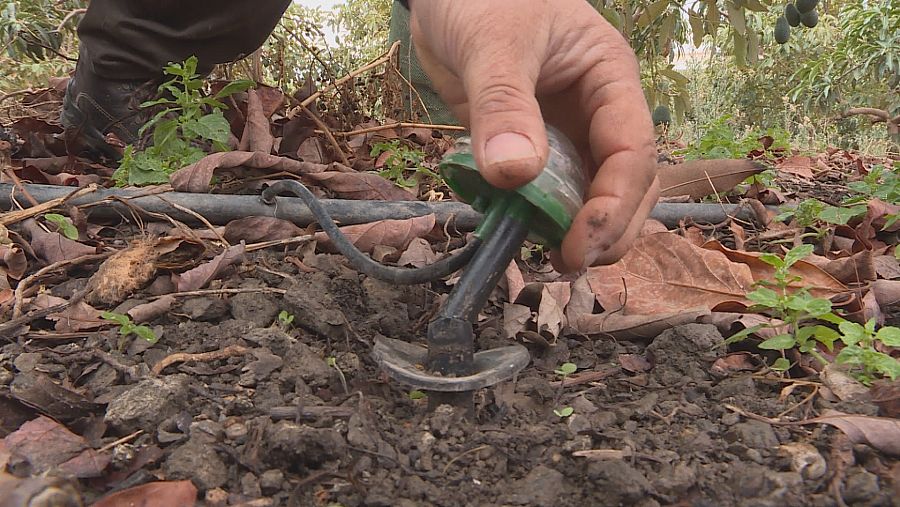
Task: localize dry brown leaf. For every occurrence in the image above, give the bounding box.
[869,379,900,418]
[587,232,755,314]
[504,260,526,302]
[223,216,306,244]
[658,159,764,199]
[619,354,652,373]
[537,282,571,338]
[92,480,197,507]
[85,239,162,307]
[503,303,533,338]
[32,294,104,332]
[804,250,876,285]
[171,243,245,292]
[873,255,900,279]
[640,219,668,236]
[777,156,816,179]
[238,89,275,154]
[700,312,785,340]
[169,151,326,192]
[710,352,760,376]
[127,295,176,323]
[304,171,416,201]
[315,214,435,254]
[0,244,27,279]
[25,220,94,264]
[805,411,900,457]
[4,416,109,478]
[820,364,869,401]
[866,279,900,310]
[297,136,327,163]
[397,237,437,267]
[702,241,848,298]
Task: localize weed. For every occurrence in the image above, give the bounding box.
[278,310,295,328]
[43,213,77,240]
[553,406,574,418]
[554,362,577,377]
[776,198,867,230]
[676,115,790,161]
[113,56,253,186]
[408,390,426,400]
[370,139,440,188]
[101,311,157,343]
[552,362,577,418]
[727,244,900,382]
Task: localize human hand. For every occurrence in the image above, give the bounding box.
[408,0,659,272]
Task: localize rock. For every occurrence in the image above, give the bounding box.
[105,375,189,433]
[647,324,724,385]
[243,347,283,381]
[725,420,779,450]
[180,297,230,321]
[653,463,697,496]
[282,342,333,388]
[240,472,261,497]
[259,469,284,495]
[165,438,228,490]
[843,469,880,504]
[282,279,348,341]
[229,292,280,327]
[264,421,346,469]
[585,460,652,505]
[505,465,568,507]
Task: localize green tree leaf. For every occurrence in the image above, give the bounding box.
[759,334,797,350]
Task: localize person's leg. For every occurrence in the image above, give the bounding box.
[77,0,291,80]
[62,0,290,157]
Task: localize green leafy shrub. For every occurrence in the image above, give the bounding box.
[370,139,439,188]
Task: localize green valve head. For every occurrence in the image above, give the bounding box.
[438,126,586,247]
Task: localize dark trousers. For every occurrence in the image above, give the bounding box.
[77,0,292,80]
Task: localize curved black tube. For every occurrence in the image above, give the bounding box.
[261,180,481,285]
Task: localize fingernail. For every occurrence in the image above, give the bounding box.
[484,132,537,168]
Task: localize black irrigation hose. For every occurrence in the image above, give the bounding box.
[261,180,482,285]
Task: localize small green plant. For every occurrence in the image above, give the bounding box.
[101,311,158,343]
[408,390,426,400]
[727,244,841,371]
[843,163,900,229]
[326,356,349,395]
[43,213,78,240]
[370,139,440,188]
[553,406,574,418]
[728,244,900,382]
[278,310,295,328]
[835,319,900,384]
[113,56,253,186]
[676,115,789,160]
[776,198,867,229]
[554,362,577,377]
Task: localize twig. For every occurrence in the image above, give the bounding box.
[775,385,819,419]
[98,430,143,453]
[0,287,89,340]
[245,234,315,252]
[155,196,230,247]
[286,41,400,119]
[298,104,350,167]
[149,287,287,301]
[12,252,111,318]
[443,445,491,474]
[56,8,87,31]
[152,344,250,375]
[548,367,621,388]
[1,184,98,226]
[330,122,466,138]
[2,168,39,207]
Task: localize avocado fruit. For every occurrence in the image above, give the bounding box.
[784,3,802,27]
[774,16,791,44]
[795,0,818,13]
[652,105,672,126]
[800,9,819,28]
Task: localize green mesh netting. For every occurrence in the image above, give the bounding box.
[388,3,459,127]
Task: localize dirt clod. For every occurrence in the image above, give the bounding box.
[104,375,190,434]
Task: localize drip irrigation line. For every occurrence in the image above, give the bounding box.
[0,183,769,231]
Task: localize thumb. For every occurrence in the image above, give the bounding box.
[464,55,548,190]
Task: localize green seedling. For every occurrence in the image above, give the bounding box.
[835,319,900,384]
[553,406,574,418]
[408,390,426,400]
[776,198,867,231]
[554,362,577,377]
[278,310,295,328]
[114,56,253,186]
[43,213,78,240]
[370,139,440,188]
[326,356,349,395]
[101,311,158,344]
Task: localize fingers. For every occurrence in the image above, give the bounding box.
[462,40,549,190]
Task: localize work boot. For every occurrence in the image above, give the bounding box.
[60,58,159,160]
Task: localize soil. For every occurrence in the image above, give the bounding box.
[2,249,898,507]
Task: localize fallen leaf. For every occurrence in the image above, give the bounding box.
[297,136,327,164]
[805,411,900,457]
[869,379,900,418]
[658,159,764,199]
[536,282,570,338]
[315,214,435,254]
[169,151,326,192]
[304,171,416,201]
[710,352,760,376]
[777,156,816,179]
[223,216,306,243]
[0,244,27,279]
[4,416,109,477]
[587,232,755,314]
[238,89,275,154]
[869,279,900,309]
[821,364,869,401]
[700,312,786,340]
[804,250,876,285]
[31,294,104,332]
[25,220,95,264]
[92,480,197,507]
[171,243,245,292]
[858,199,900,235]
[873,255,900,279]
[619,354,652,373]
[503,303,533,338]
[504,260,526,302]
[127,295,176,323]
[397,237,437,267]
